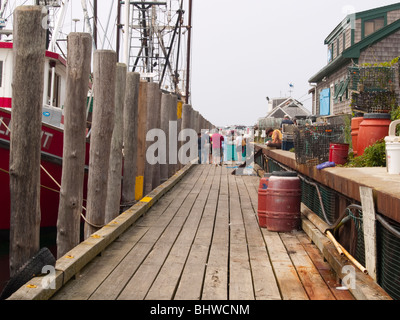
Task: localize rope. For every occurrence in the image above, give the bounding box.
[0,117,104,229]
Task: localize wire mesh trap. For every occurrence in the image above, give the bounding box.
[293,124,346,167]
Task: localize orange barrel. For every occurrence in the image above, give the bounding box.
[265,171,301,232]
[257,174,271,228]
[357,113,391,156]
[351,117,363,156]
[329,143,349,165]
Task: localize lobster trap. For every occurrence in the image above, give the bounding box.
[351,91,398,114]
[293,124,346,166]
[348,66,396,92]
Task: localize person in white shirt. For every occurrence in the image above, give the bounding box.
[235,133,244,162]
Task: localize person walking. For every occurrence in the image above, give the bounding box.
[211,130,224,166]
[235,133,244,162]
[197,132,202,164]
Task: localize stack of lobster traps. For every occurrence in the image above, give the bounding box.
[293,124,346,167]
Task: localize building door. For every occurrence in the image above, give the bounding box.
[320,88,330,116]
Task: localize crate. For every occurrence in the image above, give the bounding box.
[293,124,345,166]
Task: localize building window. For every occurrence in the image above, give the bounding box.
[328,45,333,63]
[343,32,346,50]
[47,70,60,108]
[364,17,385,37]
[337,38,340,56]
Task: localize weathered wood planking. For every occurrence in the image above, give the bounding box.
[202,166,230,300]
[280,232,336,300]
[174,166,219,300]
[52,165,206,300]
[50,164,370,301]
[228,175,255,300]
[144,166,214,300]
[238,176,281,300]
[117,165,211,300]
[296,232,355,300]
[261,229,309,300]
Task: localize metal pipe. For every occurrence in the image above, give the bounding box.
[376,214,400,239]
[160,2,183,88]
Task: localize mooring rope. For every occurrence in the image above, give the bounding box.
[0,117,104,229]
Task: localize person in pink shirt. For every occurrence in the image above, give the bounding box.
[210,130,224,166]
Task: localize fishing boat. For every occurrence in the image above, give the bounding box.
[0,0,192,232]
[0,0,91,232]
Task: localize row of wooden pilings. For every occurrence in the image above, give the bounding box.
[8,7,214,277]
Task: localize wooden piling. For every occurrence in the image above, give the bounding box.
[144,82,161,195]
[9,6,46,276]
[105,63,127,224]
[56,33,92,258]
[84,50,117,239]
[180,104,195,165]
[168,94,178,178]
[176,100,183,169]
[135,81,147,200]
[120,72,140,207]
[160,93,170,184]
[151,88,162,191]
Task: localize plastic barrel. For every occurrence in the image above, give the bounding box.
[329,143,349,165]
[385,119,400,174]
[351,117,363,156]
[357,113,391,156]
[265,171,301,232]
[257,174,271,228]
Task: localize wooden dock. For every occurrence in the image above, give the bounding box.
[50,164,354,300]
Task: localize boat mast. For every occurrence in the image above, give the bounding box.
[116,0,121,60]
[48,0,69,52]
[81,0,96,50]
[93,0,97,48]
[185,0,192,104]
[123,0,130,65]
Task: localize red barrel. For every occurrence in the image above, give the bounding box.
[357,113,391,156]
[265,171,301,232]
[329,143,349,165]
[257,174,271,228]
[351,117,363,156]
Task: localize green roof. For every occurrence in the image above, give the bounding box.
[325,2,400,45]
[309,18,400,83]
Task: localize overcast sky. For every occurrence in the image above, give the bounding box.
[6,1,400,127]
[190,0,400,127]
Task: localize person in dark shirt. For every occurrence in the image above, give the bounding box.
[281,115,294,128]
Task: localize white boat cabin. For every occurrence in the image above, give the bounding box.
[0,42,67,128]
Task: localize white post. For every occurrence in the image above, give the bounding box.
[360,186,377,281]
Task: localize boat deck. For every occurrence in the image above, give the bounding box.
[51,164,354,300]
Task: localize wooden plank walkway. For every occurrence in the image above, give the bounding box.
[51,164,354,300]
